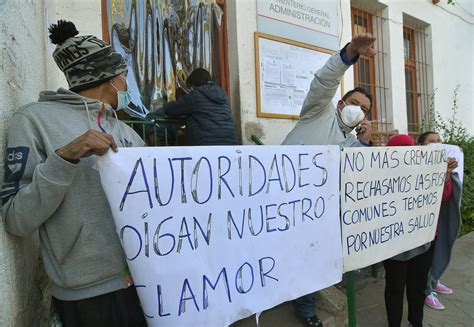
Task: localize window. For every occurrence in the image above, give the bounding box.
[351,7,391,145]
[403,24,430,136]
[404,27,417,134]
[352,8,376,120]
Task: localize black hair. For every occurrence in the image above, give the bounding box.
[48,20,79,45]
[417,131,438,145]
[186,68,212,87]
[342,87,373,110]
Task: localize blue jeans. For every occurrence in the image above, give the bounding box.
[294,292,317,318]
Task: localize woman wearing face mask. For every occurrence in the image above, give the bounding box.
[382,134,436,327]
[418,132,462,311]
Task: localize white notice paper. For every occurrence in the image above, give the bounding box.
[263,58,281,85]
[443,144,464,183]
[257,37,341,118]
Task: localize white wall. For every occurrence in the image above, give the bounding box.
[0,1,102,326]
[379,0,474,135]
[0,1,48,326]
[229,0,355,145]
[228,0,473,144]
[228,0,353,145]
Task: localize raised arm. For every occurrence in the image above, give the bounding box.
[300,33,376,120]
[162,92,194,117]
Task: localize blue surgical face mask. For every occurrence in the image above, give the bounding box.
[110,75,131,110]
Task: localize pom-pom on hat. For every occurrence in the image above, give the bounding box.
[386,134,415,147]
[49,20,127,92]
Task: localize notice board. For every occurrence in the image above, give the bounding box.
[255,33,342,120]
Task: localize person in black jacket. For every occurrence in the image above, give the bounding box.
[151,68,237,146]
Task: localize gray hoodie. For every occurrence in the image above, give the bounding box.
[2,88,145,301]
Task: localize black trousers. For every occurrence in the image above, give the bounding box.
[53,286,146,327]
[383,245,434,327]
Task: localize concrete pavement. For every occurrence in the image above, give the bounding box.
[423,232,474,327]
[230,232,474,326]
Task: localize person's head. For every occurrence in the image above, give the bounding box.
[49,20,130,109]
[186,68,212,88]
[418,131,441,145]
[337,87,372,128]
[386,134,415,147]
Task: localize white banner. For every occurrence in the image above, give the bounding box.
[98,145,342,326]
[341,145,448,272]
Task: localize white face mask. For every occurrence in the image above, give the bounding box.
[340,101,365,128]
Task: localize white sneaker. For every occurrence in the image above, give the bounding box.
[425,292,445,310]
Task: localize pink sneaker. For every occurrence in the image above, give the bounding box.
[425,292,445,310]
[434,282,453,295]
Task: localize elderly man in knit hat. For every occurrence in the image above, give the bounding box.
[1,20,146,326]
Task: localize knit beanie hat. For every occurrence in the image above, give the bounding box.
[48,20,127,92]
[386,134,415,147]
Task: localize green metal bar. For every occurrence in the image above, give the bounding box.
[153,125,157,146]
[372,263,379,278]
[122,118,184,125]
[142,125,146,143]
[251,134,264,145]
[123,118,185,146]
[346,271,357,327]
